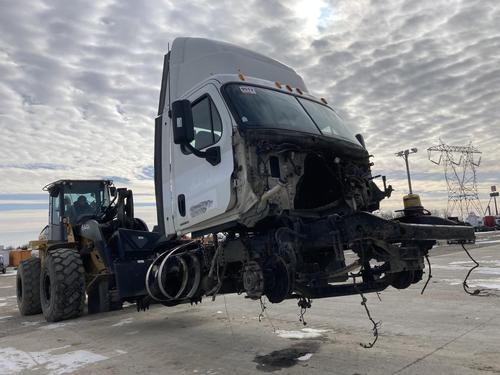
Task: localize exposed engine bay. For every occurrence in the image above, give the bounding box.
[142,129,474,310]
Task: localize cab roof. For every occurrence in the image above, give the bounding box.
[166,37,308,110]
[42,179,112,192]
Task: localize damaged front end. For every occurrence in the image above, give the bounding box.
[230,128,475,301]
[144,126,474,308]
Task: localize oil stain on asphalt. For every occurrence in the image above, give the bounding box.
[253,341,321,372]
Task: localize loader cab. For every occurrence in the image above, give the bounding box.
[44,180,115,241]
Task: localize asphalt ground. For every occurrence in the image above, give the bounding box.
[0,232,499,374]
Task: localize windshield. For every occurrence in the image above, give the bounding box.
[63,181,110,224]
[224,84,358,143]
[224,85,321,135]
[297,98,357,142]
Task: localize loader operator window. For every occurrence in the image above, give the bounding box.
[183,95,222,154]
[63,182,109,224]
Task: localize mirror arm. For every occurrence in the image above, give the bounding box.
[183,143,221,166]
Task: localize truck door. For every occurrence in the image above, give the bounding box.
[170,83,234,233]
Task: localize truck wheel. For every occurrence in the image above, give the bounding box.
[40,249,85,322]
[17,258,42,315]
[390,271,414,290]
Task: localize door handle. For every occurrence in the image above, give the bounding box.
[178,194,186,217]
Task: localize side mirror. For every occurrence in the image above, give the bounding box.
[355,133,366,149]
[171,99,195,144]
[109,186,117,197]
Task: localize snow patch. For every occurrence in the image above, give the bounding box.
[449,260,500,266]
[111,317,133,327]
[433,264,500,275]
[441,277,500,290]
[276,328,329,339]
[0,302,8,307]
[0,315,13,320]
[0,346,108,375]
[21,321,42,327]
[297,353,313,361]
[39,322,74,330]
[475,239,500,244]
[0,269,17,277]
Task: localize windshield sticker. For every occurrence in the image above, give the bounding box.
[241,116,248,123]
[240,86,256,95]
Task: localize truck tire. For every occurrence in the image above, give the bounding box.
[17,258,42,315]
[40,248,85,322]
[390,271,415,290]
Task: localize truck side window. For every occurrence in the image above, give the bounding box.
[187,96,222,151]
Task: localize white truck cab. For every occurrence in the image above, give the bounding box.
[156,37,367,238]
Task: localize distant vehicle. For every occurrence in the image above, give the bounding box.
[465,213,482,228]
[446,218,475,244]
[0,255,6,274]
[483,215,496,228]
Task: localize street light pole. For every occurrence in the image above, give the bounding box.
[396,148,418,195]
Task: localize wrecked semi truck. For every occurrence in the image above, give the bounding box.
[149,37,474,305]
[18,37,474,322]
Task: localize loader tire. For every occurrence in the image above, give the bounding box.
[41,248,85,322]
[17,257,42,315]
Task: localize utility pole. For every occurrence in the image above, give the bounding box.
[395,148,418,194]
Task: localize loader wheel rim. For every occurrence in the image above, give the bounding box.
[43,274,51,302]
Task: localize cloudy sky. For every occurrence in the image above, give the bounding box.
[1,0,499,246]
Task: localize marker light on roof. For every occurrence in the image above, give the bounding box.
[275,81,282,89]
[320,97,328,104]
[296,88,303,95]
[286,84,293,92]
[238,73,246,81]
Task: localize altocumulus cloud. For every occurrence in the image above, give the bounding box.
[0,0,500,244]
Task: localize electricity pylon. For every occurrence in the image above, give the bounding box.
[427,141,482,219]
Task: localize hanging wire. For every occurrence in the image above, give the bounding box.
[258,297,266,322]
[297,297,312,326]
[257,297,277,332]
[349,273,381,349]
[420,255,432,295]
[462,243,481,296]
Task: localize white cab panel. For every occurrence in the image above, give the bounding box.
[170,83,234,234]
